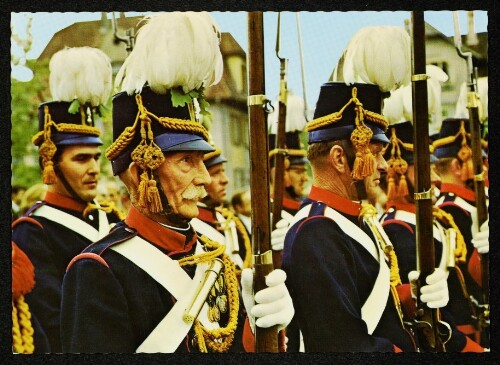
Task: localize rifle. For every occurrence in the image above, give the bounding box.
[295,13,310,122]
[453,10,489,344]
[112,12,135,55]
[271,12,289,269]
[247,12,278,352]
[410,11,450,352]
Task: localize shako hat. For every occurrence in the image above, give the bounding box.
[307,25,411,181]
[432,118,484,182]
[106,12,222,213]
[382,121,437,201]
[32,46,112,185]
[203,148,227,169]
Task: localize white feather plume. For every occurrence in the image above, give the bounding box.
[383,64,448,134]
[382,87,406,126]
[115,12,223,95]
[49,47,112,106]
[426,65,448,135]
[268,90,308,134]
[332,26,411,93]
[454,76,488,122]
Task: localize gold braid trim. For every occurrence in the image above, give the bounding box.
[218,207,253,272]
[106,94,210,214]
[12,296,34,354]
[307,87,387,180]
[32,106,101,185]
[83,200,127,221]
[203,148,222,162]
[433,207,467,264]
[385,127,410,200]
[359,204,405,326]
[431,120,470,149]
[306,87,388,133]
[180,235,239,353]
[269,148,307,160]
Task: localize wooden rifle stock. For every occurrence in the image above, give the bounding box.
[247,12,278,353]
[271,12,289,269]
[411,11,448,352]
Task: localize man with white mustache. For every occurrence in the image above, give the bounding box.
[60,12,293,353]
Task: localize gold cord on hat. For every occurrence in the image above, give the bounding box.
[307,87,388,181]
[203,148,222,163]
[33,105,101,185]
[384,127,409,201]
[105,94,210,214]
[432,120,474,181]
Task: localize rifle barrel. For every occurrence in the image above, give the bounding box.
[411,11,446,352]
[247,11,278,352]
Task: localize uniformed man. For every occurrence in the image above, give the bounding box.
[60,12,293,353]
[189,148,251,272]
[283,77,454,352]
[231,188,252,234]
[432,117,489,343]
[11,46,121,352]
[268,91,310,217]
[378,121,484,351]
[282,25,450,352]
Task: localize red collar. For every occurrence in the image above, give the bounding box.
[308,186,361,217]
[44,191,87,212]
[125,206,196,254]
[440,183,476,203]
[282,197,301,212]
[196,205,217,224]
[386,201,416,214]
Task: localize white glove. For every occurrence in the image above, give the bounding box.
[270,210,294,251]
[270,218,290,251]
[240,268,294,332]
[408,268,449,308]
[472,219,489,254]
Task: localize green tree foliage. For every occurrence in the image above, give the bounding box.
[11,60,51,188]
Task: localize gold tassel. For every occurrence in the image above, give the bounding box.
[362,151,375,177]
[42,161,57,185]
[138,171,149,208]
[351,152,364,180]
[147,179,163,213]
[397,175,409,198]
[387,176,397,201]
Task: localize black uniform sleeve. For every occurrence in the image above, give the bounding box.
[287,217,394,352]
[13,221,63,352]
[61,258,136,353]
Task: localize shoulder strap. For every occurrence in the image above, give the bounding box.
[291,202,390,334]
[31,205,110,242]
[191,217,244,269]
[109,236,217,352]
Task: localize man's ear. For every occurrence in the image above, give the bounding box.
[450,158,462,177]
[128,162,141,188]
[328,145,346,173]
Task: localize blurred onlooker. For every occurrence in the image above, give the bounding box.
[105,180,121,207]
[11,184,27,220]
[19,184,47,217]
[118,184,131,216]
[231,188,252,234]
